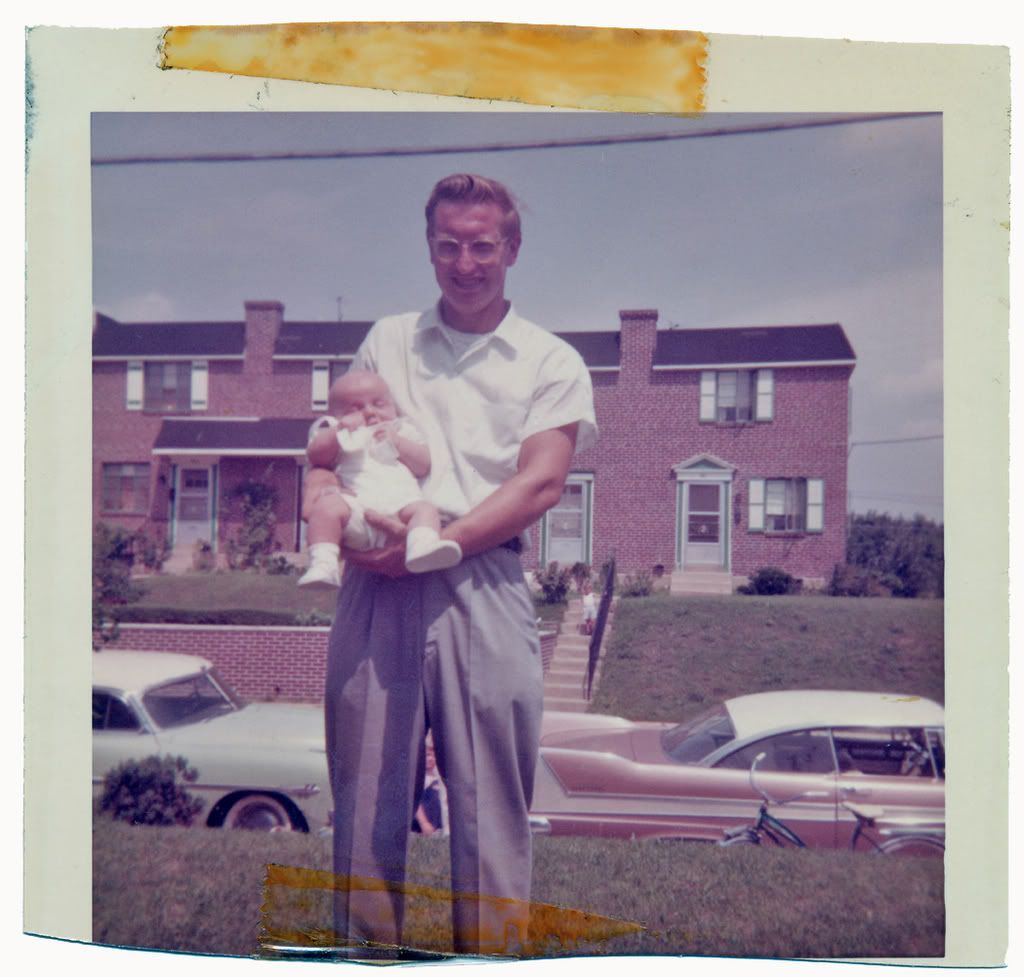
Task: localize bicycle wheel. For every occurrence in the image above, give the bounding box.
[876,835,945,857]
[719,831,761,848]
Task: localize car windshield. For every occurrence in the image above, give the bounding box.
[142,669,242,729]
[661,704,737,763]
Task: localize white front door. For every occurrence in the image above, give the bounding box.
[683,482,725,568]
[174,466,214,547]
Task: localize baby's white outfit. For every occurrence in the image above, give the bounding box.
[299,415,461,587]
[329,419,424,550]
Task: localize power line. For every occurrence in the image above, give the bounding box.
[848,434,942,458]
[91,112,937,167]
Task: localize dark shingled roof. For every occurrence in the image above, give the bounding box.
[92,314,245,358]
[153,418,312,453]
[273,321,374,358]
[556,331,621,368]
[654,324,855,367]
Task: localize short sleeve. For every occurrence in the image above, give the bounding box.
[520,343,598,453]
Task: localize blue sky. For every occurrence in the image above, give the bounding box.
[91,111,943,520]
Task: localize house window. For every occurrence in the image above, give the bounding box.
[101,463,151,514]
[143,362,191,411]
[312,360,351,410]
[700,369,773,423]
[541,475,593,566]
[748,477,824,534]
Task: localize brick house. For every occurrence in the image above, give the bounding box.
[93,302,854,589]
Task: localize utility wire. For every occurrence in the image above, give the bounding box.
[848,434,942,457]
[92,112,937,167]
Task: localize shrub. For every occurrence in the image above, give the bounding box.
[847,512,944,598]
[827,563,898,598]
[741,566,802,596]
[226,478,279,569]
[115,606,304,626]
[93,522,143,605]
[619,570,655,598]
[534,563,572,604]
[263,553,296,576]
[97,755,205,827]
[133,528,171,572]
[293,609,333,627]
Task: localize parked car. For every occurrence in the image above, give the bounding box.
[531,690,945,851]
[93,650,331,832]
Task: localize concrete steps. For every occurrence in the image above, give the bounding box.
[542,596,616,713]
[670,569,734,596]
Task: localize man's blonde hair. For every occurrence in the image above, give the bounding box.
[425,173,522,244]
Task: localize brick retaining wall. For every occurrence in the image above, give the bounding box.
[106,624,558,702]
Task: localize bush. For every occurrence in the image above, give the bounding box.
[115,606,306,626]
[263,553,296,576]
[97,755,205,827]
[93,522,143,605]
[226,478,279,570]
[827,563,898,598]
[619,570,654,598]
[293,609,333,627]
[847,512,944,598]
[534,563,572,604]
[133,528,171,572]
[740,566,802,596]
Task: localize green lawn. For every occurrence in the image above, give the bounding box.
[593,594,943,722]
[93,819,943,959]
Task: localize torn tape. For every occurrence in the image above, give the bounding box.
[260,862,645,959]
[162,21,707,113]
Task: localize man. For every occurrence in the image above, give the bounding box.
[322,173,596,956]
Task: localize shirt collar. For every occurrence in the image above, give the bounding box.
[417,300,522,353]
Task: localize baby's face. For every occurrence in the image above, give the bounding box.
[329,371,398,431]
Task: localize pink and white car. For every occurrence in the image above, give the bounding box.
[531,690,944,851]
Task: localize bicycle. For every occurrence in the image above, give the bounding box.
[718,751,945,855]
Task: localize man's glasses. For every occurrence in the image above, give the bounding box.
[430,237,506,264]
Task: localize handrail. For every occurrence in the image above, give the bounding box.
[584,554,616,699]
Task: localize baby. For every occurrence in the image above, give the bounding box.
[298,369,462,588]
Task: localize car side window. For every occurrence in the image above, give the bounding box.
[93,690,141,731]
[832,727,934,777]
[715,729,835,773]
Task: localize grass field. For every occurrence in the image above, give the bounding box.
[593,594,943,722]
[93,820,944,960]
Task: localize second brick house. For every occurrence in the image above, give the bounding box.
[93,301,854,589]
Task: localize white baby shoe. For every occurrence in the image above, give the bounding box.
[405,527,462,574]
[298,559,342,589]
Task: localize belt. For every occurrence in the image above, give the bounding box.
[498,536,523,554]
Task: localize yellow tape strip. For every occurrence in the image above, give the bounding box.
[162,21,707,113]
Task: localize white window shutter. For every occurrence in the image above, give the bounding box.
[699,371,716,421]
[748,478,765,532]
[806,478,825,532]
[755,369,774,421]
[126,361,143,410]
[312,361,330,410]
[190,360,208,410]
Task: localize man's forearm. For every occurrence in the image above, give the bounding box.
[442,424,577,558]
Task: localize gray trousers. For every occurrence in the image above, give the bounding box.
[325,547,543,955]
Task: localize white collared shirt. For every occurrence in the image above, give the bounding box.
[352,303,597,520]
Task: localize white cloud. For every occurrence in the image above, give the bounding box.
[105,291,177,322]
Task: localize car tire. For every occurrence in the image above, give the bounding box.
[876,835,945,857]
[222,793,295,832]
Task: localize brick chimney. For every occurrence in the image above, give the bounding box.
[619,308,658,383]
[244,300,284,378]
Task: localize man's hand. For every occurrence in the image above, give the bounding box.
[343,510,409,578]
